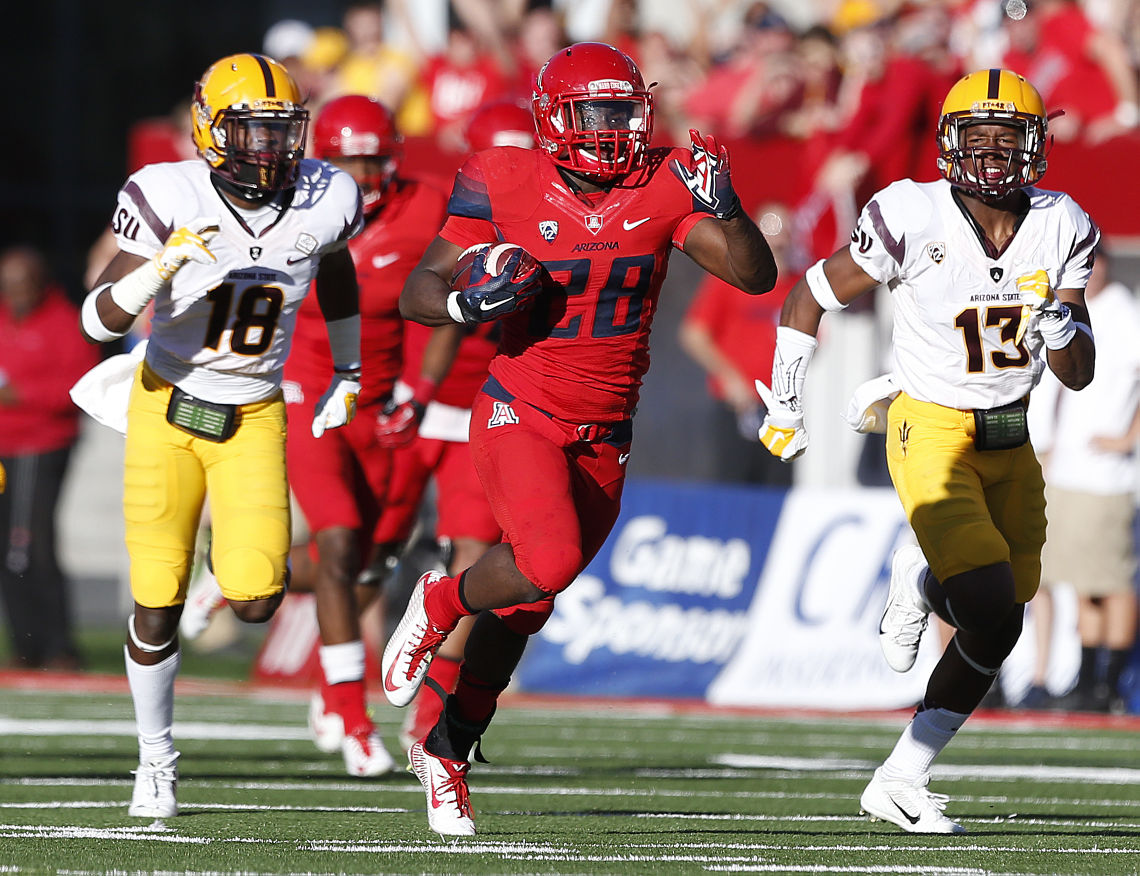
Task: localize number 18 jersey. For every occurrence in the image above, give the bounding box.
[110,158,362,404]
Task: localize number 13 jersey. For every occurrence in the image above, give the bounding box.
[109,158,362,404]
[851,177,1098,411]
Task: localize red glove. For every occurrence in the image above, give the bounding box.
[376,376,437,448]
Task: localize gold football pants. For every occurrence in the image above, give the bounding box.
[886,392,1045,604]
[123,363,291,608]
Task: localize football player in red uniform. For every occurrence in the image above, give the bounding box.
[378,99,538,753]
[281,94,457,777]
[384,42,778,836]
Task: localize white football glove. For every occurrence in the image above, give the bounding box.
[311,373,361,438]
[755,326,817,462]
[1014,268,1076,349]
[154,216,220,281]
[755,379,809,461]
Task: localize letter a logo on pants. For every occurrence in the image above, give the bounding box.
[488,401,520,428]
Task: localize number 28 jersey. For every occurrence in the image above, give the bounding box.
[851,178,1098,411]
[439,146,706,423]
[110,158,362,404]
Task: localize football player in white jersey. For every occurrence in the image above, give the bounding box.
[80,53,365,819]
[757,69,1097,834]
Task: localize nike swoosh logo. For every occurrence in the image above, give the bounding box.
[382,658,406,693]
[480,298,510,311]
[286,255,310,265]
[618,452,630,464]
[623,217,650,230]
[892,799,921,825]
[372,252,400,269]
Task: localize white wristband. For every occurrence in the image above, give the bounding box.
[109,258,165,316]
[446,290,466,324]
[81,284,127,342]
[805,259,847,312]
[325,314,361,372]
[1040,306,1078,350]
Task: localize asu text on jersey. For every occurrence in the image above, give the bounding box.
[112,158,363,404]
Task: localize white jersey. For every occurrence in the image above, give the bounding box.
[110,159,363,403]
[850,178,1099,411]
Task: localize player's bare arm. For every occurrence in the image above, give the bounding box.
[400,236,465,326]
[682,212,778,295]
[780,247,880,337]
[1045,289,1094,390]
[82,250,149,339]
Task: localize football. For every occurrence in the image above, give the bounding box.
[450,242,539,291]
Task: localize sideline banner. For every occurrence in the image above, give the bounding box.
[515,481,939,709]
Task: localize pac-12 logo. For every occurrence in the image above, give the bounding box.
[926,242,945,264]
[539,220,559,242]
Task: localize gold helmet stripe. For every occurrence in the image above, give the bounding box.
[251,53,278,98]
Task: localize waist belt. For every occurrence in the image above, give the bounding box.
[482,376,632,445]
[972,399,1029,451]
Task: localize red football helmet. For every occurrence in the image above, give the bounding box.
[532,42,653,181]
[465,100,536,152]
[312,94,402,215]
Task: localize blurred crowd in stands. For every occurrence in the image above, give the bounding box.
[126,0,1140,271]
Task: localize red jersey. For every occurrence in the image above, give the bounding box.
[400,320,498,409]
[287,176,447,407]
[0,288,99,455]
[683,272,792,402]
[439,146,705,422]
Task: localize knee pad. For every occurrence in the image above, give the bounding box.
[518,543,582,597]
[955,603,1024,672]
[213,546,285,601]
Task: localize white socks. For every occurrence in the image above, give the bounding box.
[880,706,969,783]
[125,647,181,763]
[319,640,366,685]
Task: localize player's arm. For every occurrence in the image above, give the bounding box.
[375,323,464,448]
[311,246,363,438]
[400,236,467,327]
[670,128,777,294]
[80,217,220,343]
[1044,288,1094,391]
[682,213,777,295]
[756,247,880,462]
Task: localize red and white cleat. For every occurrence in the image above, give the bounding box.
[409,740,475,836]
[381,571,452,707]
[342,726,397,776]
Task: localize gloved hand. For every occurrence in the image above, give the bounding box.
[755,379,809,461]
[669,129,742,220]
[311,372,361,438]
[1015,268,1075,349]
[754,326,817,462]
[375,396,425,448]
[154,217,221,281]
[448,249,542,324]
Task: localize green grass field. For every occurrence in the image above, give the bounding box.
[3,658,1140,876]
